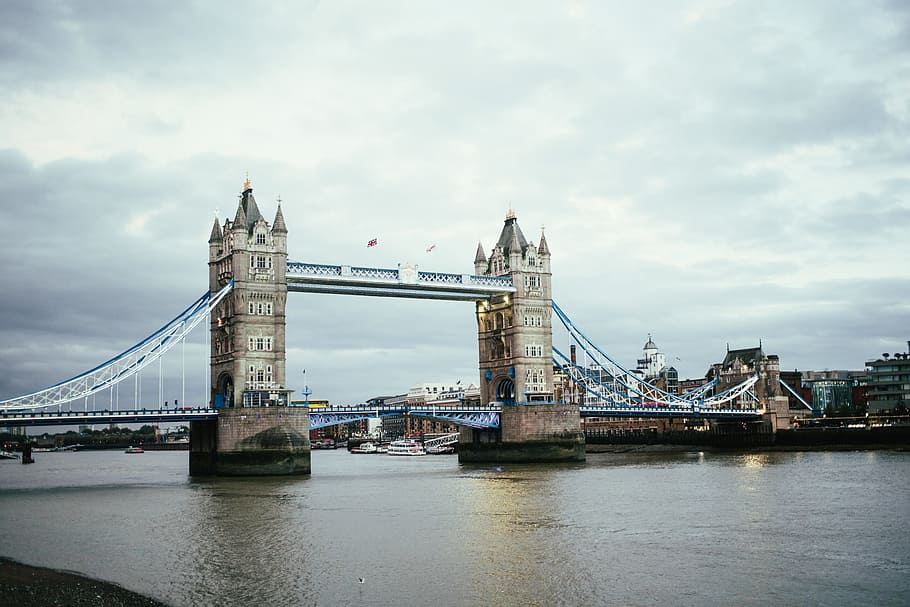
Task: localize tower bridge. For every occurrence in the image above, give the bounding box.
[1,178,786,475]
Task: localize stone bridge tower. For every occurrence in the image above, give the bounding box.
[208,178,290,409]
[192,178,309,476]
[461,211,584,462]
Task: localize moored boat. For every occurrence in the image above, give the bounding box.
[124,446,145,454]
[350,442,377,454]
[386,440,427,456]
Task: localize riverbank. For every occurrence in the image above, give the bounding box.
[0,557,168,607]
[585,442,910,454]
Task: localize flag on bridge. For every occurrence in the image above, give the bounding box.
[367,238,378,247]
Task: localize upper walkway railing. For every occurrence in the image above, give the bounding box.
[286,261,515,300]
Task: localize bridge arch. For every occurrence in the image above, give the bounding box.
[215,372,234,409]
[495,377,516,405]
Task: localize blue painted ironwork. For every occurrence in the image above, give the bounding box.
[579,405,762,420]
[0,282,234,412]
[309,412,375,430]
[778,377,820,415]
[0,408,217,427]
[308,404,501,429]
[553,301,761,413]
[286,260,514,300]
[408,409,500,429]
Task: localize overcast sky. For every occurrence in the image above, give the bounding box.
[1,1,908,407]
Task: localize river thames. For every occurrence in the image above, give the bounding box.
[0,448,907,606]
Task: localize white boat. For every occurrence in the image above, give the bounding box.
[0,450,19,460]
[350,442,377,454]
[124,446,145,454]
[386,440,426,456]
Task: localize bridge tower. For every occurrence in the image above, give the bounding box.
[191,178,310,476]
[460,211,584,462]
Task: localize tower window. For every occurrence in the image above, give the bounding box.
[257,233,266,245]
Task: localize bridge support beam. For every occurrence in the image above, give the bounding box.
[458,404,585,463]
[189,408,311,476]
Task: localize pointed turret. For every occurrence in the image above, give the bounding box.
[233,202,248,229]
[537,229,550,256]
[474,241,487,275]
[272,204,288,234]
[209,217,223,243]
[508,227,522,269]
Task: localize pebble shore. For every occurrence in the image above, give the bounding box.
[0,557,169,606]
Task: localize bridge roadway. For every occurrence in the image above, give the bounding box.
[1,403,762,429]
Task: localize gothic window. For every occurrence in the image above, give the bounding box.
[525,345,543,357]
[257,256,267,269]
[256,368,265,383]
[267,257,273,269]
[248,302,254,314]
[256,337,265,350]
[257,302,264,315]
[250,255,255,269]
[248,365,255,383]
[256,232,266,245]
[266,302,272,315]
[266,365,273,383]
[248,337,254,351]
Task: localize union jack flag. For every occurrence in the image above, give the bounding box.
[367,238,378,247]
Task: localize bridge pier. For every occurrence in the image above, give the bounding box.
[189,408,311,476]
[458,404,585,463]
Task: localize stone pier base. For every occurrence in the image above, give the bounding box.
[189,407,311,476]
[458,403,585,463]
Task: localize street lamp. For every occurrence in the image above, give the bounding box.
[302,369,311,406]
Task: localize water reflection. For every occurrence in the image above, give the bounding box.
[180,478,317,606]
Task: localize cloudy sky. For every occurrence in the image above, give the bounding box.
[1,1,908,407]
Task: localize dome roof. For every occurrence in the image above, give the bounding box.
[644,334,657,350]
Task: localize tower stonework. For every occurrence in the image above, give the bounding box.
[208,179,290,409]
[460,211,584,462]
[191,179,309,476]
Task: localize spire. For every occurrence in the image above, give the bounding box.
[272,204,288,234]
[509,228,521,252]
[241,188,262,230]
[496,210,528,258]
[208,217,223,243]
[474,241,487,264]
[537,227,550,256]
[233,201,247,228]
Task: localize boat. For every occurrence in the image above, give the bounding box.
[124,446,145,454]
[386,440,427,456]
[350,442,377,454]
[0,450,19,460]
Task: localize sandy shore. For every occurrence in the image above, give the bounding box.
[0,557,169,606]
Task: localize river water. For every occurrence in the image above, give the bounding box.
[0,448,907,606]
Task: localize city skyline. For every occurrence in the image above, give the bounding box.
[1,1,908,405]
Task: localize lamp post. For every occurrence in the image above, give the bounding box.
[302,369,311,406]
